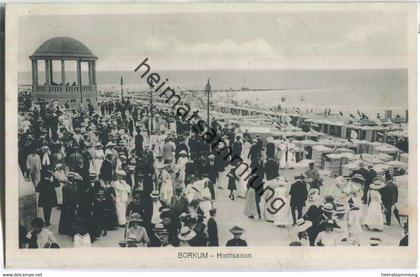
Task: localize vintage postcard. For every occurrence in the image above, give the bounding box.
[4,3,417,269]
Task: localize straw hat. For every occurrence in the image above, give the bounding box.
[128,212,143,223]
[150,190,160,199]
[116,170,126,177]
[322,202,335,213]
[229,226,245,235]
[370,180,385,190]
[105,142,116,148]
[178,227,196,241]
[89,172,97,177]
[179,150,187,156]
[334,204,348,214]
[296,218,313,233]
[370,237,382,246]
[95,142,103,148]
[352,174,365,182]
[55,163,63,170]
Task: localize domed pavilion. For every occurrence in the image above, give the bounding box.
[29,37,98,108]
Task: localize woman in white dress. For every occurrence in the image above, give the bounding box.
[273,177,293,227]
[92,142,104,175]
[277,141,287,169]
[286,140,297,169]
[176,150,189,184]
[198,180,212,221]
[159,164,174,205]
[113,170,131,226]
[53,163,67,206]
[363,189,384,231]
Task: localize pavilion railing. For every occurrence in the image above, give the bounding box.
[35,85,96,93]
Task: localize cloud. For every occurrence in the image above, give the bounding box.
[173,38,274,56]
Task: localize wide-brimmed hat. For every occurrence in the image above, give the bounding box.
[116,170,126,177]
[178,227,196,241]
[95,142,103,148]
[229,226,245,235]
[160,209,174,219]
[370,180,385,190]
[352,174,365,182]
[179,150,187,156]
[276,176,288,186]
[128,212,143,223]
[105,142,116,148]
[89,172,97,177]
[208,154,215,159]
[153,223,168,234]
[322,202,335,213]
[334,204,348,214]
[55,163,63,170]
[296,218,313,232]
[150,190,160,198]
[370,237,382,246]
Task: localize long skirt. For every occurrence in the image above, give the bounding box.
[55,183,64,205]
[274,198,293,226]
[115,199,128,225]
[363,201,384,230]
[244,189,258,217]
[160,180,173,205]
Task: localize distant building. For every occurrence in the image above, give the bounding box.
[29,37,98,109]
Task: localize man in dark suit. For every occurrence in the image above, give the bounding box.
[226,226,247,247]
[382,176,399,225]
[305,162,323,189]
[205,155,218,200]
[134,127,144,157]
[289,174,309,225]
[264,157,279,182]
[207,208,219,246]
[170,187,189,217]
[125,165,137,188]
[99,153,113,185]
[137,144,155,195]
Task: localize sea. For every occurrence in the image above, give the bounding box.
[19,69,408,118]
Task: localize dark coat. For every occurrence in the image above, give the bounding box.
[226,238,247,247]
[135,134,144,155]
[264,160,279,181]
[36,178,59,208]
[99,158,113,181]
[289,180,308,207]
[170,195,189,217]
[207,217,219,246]
[381,181,399,208]
[266,142,275,159]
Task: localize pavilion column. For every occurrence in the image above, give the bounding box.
[49,60,54,85]
[31,59,38,92]
[77,59,82,103]
[92,61,96,85]
[61,59,66,93]
[88,61,93,91]
[45,59,50,92]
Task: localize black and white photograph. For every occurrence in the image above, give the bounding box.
[4,3,417,270]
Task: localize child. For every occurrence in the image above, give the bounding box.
[314,219,339,246]
[125,213,150,247]
[227,168,239,200]
[92,189,108,237]
[73,218,92,248]
[25,217,58,248]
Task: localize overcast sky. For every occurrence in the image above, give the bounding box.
[18,7,411,72]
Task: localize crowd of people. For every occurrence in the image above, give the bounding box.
[18,96,408,248]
